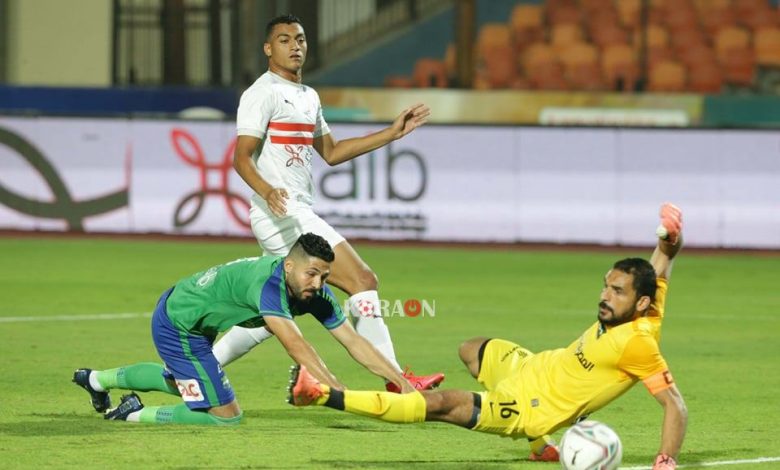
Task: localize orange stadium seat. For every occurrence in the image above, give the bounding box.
[528,62,571,90]
[739,5,779,30]
[647,46,676,68]
[593,25,630,48]
[701,7,737,36]
[510,4,544,32]
[644,24,670,49]
[549,5,582,25]
[560,43,604,90]
[616,0,641,28]
[754,26,780,65]
[688,63,724,93]
[679,44,719,68]
[648,60,687,91]
[665,6,700,30]
[602,44,640,90]
[551,23,584,53]
[670,27,709,53]
[715,26,752,60]
[522,42,570,90]
[510,4,545,52]
[721,48,756,85]
[482,45,518,88]
[477,23,512,58]
[524,42,557,68]
[412,58,448,88]
[581,0,614,12]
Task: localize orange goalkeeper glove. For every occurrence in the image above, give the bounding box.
[656,202,683,244]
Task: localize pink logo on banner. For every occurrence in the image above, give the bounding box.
[170,128,249,229]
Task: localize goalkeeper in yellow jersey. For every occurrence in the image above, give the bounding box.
[288,203,687,470]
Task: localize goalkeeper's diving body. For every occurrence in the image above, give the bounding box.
[288,203,688,470]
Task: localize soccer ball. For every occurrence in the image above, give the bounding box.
[559,420,623,470]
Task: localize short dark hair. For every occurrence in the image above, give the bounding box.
[290,233,334,262]
[265,14,303,41]
[612,258,657,301]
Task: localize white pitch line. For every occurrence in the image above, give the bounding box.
[0,312,151,323]
[621,456,780,469]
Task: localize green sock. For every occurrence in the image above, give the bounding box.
[138,404,242,425]
[96,363,178,395]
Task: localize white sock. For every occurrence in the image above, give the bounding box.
[348,290,402,373]
[212,326,274,366]
[125,410,142,422]
[89,371,105,392]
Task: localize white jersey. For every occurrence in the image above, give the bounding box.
[236,71,330,207]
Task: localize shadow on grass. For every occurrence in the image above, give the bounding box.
[244,409,401,433]
[0,412,116,436]
[311,459,519,469]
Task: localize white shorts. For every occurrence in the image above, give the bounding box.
[249,200,345,256]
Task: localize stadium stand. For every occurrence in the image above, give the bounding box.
[388,0,780,93]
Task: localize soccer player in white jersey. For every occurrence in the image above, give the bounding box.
[212,14,444,392]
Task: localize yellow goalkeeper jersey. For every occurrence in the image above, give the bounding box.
[512,278,672,438]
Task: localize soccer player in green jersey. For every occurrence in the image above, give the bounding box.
[73,233,415,424]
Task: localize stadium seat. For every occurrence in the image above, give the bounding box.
[665,6,700,30]
[412,58,448,88]
[670,26,709,53]
[616,0,641,29]
[754,26,780,65]
[528,61,571,90]
[715,26,751,61]
[477,23,512,58]
[510,4,545,52]
[523,43,569,90]
[481,45,518,88]
[549,5,582,25]
[647,46,676,68]
[581,0,614,13]
[551,23,584,53]
[721,47,756,86]
[679,44,719,69]
[688,63,724,93]
[701,7,737,36]
[644,24,670,50]
[602,44,640,91]
[648,60,687,92]
[738,4,779,30]
[560,43,604,90]
[592,25,630,48]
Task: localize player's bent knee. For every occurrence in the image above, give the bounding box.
[459,337,490,376]
[208,400,242,419]
[355,267,378,291]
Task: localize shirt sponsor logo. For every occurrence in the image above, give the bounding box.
[574,337,595,371]
[176,379,204,402]
[500,345,528,363]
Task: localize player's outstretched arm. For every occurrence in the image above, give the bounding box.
[651,383,688,469]
[233,135,288,216]
[650,203,684,280]
[264,315,344,389]
[313,103,430,166]
[328,322,415,393]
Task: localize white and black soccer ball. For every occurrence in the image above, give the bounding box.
[559,420,623,470]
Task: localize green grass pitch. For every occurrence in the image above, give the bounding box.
[1,237,778,469]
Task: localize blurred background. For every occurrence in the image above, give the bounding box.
[1,0,779,248]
